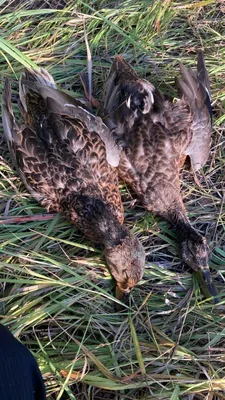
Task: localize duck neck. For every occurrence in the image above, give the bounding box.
[62,193,128,246]
[166,208,202,243]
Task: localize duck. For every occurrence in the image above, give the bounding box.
[100,52,217,302]
[1,67,145,300]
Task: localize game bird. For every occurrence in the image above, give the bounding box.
[1,67,146,300]
[102,52,217,302]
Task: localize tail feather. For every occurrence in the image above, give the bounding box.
[197,51,212,123]
[19,67,57,112]
[19,68,82,114]
[1,78,19,144]
[197,50,210,96]
[177,63,199,100]
[21,67,57,88]
[104,69,120,120]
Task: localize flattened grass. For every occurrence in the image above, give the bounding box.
[0,0,225,398]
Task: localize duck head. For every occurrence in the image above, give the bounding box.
[105,233,145,299]
[181,233,217,300]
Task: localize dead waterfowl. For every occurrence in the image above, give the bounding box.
[1,67,145,299]
[102,52,217,302]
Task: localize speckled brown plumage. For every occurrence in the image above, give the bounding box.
[114,98,193,215]
[1,68,145,296]
[103,53,217,301]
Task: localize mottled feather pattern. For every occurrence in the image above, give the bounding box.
[22,114,123,223]
[112,97,193,214]
[104,55,211,216]
[118,117,185,213]
[3,73,124,224]
[2,70,147,296]
[103,54,217,302]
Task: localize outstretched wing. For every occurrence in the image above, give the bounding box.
[176,51,212,171]
[2,71,123,223]
[20,69,120,168]
[2,78,60,210]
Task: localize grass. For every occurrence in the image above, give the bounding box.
[0,0,225,399]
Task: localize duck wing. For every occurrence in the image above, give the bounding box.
[20,68,120,168]
[2,70,123,222]
[2,77,58,210]
[176,51,212,171]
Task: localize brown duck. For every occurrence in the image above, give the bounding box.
[1,67,145,298]
[102,52,217,302]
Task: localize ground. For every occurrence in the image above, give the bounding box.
[0,0,225,399]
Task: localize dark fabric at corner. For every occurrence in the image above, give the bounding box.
[0,324,46,400]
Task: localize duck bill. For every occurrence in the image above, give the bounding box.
[115,285,131,311]
[115,285,126,301]
[200,268,218,304]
